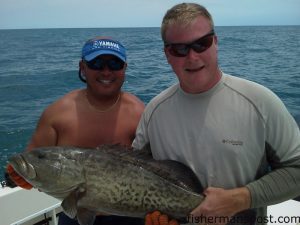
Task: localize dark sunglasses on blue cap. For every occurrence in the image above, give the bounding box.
[164,30,215,57]
[84,56,125,71]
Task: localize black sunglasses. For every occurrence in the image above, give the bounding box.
[164,30,215,57]
[84,57,125,71]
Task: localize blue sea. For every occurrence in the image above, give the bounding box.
[0,26,299,181]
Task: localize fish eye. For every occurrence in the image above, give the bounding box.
[37,152,46,159]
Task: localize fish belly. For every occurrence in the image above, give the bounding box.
[78,159,202,219]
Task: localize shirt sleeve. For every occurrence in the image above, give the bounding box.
[246,88,300,208]
[132,110,150,150]
[247,160,300,208]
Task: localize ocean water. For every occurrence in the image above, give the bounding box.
[0,26,299,181]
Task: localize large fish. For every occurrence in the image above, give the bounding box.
[9,145,204,225]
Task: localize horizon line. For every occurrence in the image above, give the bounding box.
[1,24,300,31]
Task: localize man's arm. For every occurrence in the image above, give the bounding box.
[247,159,300,208]
[26,106,58,150]
[190,158,300,225]
[190,187,251,225]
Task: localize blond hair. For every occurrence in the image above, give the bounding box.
[161,3,214,42]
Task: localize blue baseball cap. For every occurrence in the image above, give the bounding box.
[82,37,126,62]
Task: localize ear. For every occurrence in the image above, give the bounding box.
[79,60,85,71]
[211,35,218,53]
[123,62,128,70]
[78,60,87,83]
[214,35,218,47]
[164,47,171,64]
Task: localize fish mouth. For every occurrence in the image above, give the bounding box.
[9,154,37,180]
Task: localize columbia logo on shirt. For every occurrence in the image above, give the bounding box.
[222,139,243,146]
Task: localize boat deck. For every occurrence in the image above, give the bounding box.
[0,187,61,225]
[0,186,299,225]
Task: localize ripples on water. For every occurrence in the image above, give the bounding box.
[0,26,299,180]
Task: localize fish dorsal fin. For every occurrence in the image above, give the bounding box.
[96,144,134,156]
[146,159,203,194]
[95,143,152,161]
[96,144,203,194]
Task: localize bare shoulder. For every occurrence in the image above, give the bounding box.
[121,92,145,114]
[42,89,84,116]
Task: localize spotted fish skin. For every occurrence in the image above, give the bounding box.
[9,145,204,225]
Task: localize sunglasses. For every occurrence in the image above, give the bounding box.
[164,30,215,57]
[84,57,125,71]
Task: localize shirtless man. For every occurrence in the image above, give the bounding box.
[28,36,144,149]
[8,36,145,225]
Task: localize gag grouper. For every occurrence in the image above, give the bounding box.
[9,144,204,225]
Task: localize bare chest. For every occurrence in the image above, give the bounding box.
[55,112,134,147]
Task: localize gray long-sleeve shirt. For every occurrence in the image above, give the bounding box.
[133,73,300,225]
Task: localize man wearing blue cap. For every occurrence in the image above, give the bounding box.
[6,36,145,225]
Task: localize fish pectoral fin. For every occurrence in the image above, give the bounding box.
[76,208,96,225]
[61,191,78,219]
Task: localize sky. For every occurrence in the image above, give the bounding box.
[0,0,299,29]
